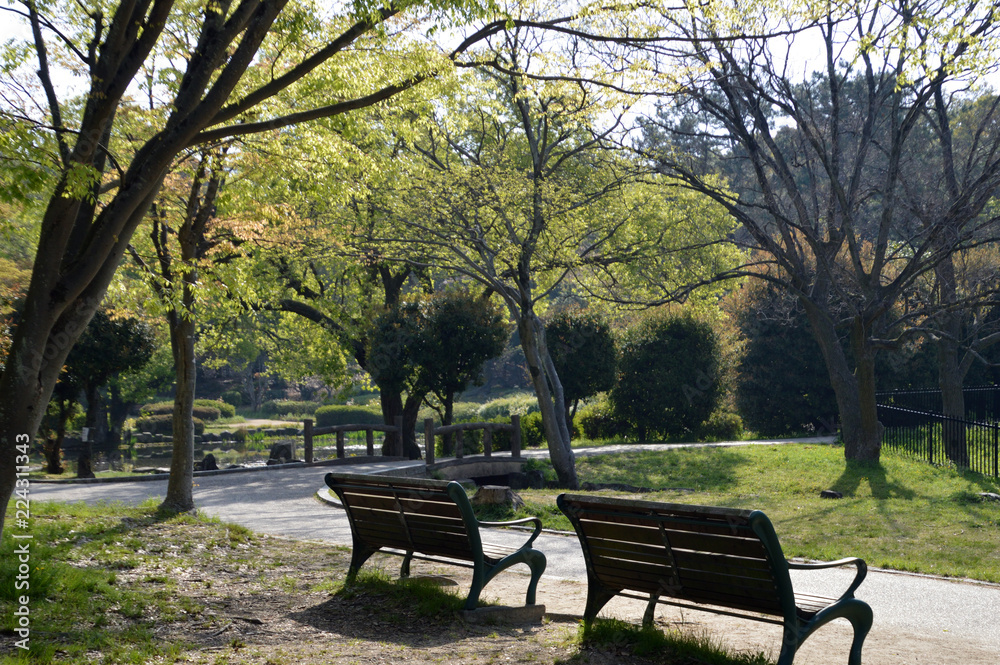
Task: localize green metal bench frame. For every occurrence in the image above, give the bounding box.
[326,472,546,611]
[558,494,873,665]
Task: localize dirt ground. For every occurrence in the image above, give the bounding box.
[19,519,995,665]
[140,532,998,664]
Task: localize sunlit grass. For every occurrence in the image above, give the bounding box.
[492,444,1000,582]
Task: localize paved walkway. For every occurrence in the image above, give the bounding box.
[29,441,1000,662]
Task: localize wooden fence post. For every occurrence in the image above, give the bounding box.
[511,415,521,459]
[394,415,404,457]
[366,428,374,456]
[336,430,345,459]
[303,419,313,464]
[425,419,435,466]
[483,427,492,458]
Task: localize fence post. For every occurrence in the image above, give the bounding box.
[336,430,345,459]
[394,415,404,457]
[303,419,313,464]
[456,429,464,459]
[928,420,934,465]
[993,425,998,479]
[425,419,435,466]
[366,428,374,456]
[511,415,521,459]
[484,427,492,458]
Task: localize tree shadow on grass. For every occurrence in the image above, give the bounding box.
[579,448,744,493]
[830,460,916,500]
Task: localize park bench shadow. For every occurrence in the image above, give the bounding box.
[287,573,535,647]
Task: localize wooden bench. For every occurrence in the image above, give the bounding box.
[557,494,872,665]
[325,472,546,611]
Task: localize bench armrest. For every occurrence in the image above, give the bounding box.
[787,557,868,598]
[478,517,543,548]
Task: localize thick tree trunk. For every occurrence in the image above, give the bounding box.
[442,393,455,456]
[77,383,108,478]
[938,318,969,466]
[936,255,970,466]
[518,311,577,488]
[0,283,104,536]
[802,303,882,462]
[45,398,73,474]
[162,309,197,512]
[850,319,884,462]
[108,383,131,461]
[378,389,422,459]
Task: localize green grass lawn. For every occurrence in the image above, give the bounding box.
[490,444,1000,583]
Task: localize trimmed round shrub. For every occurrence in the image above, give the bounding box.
[576,398,629,440]
[221,390,244,407]
[196,398,235,418]
[477,394,539,420]
[141,401,220,421]
[696,410,745,442]
[610,310,722,439]
[314,404,384,428]
[520,411,546,448]
[140,401,173,416]
[135,414,205,436]
[260,400,321,417]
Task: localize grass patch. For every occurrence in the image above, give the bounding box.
[576,618,770,665]
[0,499,199,662]
[492,444,1000,582]
[337,570,467,618]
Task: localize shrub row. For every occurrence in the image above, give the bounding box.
[134,414,206,436]
[314,404,384,428]
[259,400,323,417]
[140,401,223,421]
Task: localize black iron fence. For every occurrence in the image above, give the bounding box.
[875,385,1000,422]
[878,405,1000,478]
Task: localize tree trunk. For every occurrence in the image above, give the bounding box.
[801,302,882,462]
[378,389,422,458]
[936,255,970,466]
[108,383,131,462]
[45,398,73,474]
[441,392,456,456]
[518,311,578,488]
[0,284,104,536]
[162,308,197,512]
[78,382,109,477]
[849,318,884,462]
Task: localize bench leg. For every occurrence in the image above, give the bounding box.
[400,551,413,578]
[847,602,873,665]
[523,550,546,606]
[643,594,659,627]
[584,584,621,624]
[347,544,378,580]
[776,626,800,665]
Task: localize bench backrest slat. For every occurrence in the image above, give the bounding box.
[559,494,791,618]
[327,473,477,561]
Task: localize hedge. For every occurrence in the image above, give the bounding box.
[477,394,539,420]
[140,401,221,421]
[135,414,206,436]
[195,399,235,418]
[259,400,322,417]
[314,404,384,428]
